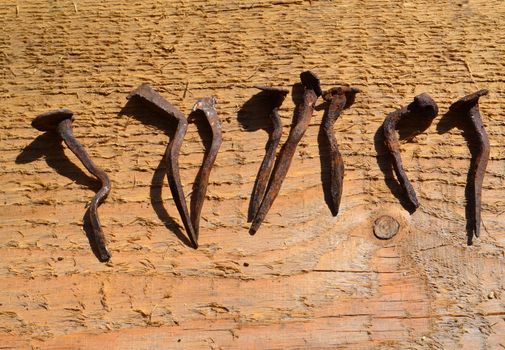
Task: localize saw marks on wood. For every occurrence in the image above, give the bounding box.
[0,0,504,349]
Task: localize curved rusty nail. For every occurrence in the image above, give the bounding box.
[321,86,360,216]
[127,84,198,248]
[383,93,438,210]
[190,97,222,241]
[250,71,321,234]
[449,89,489,239]
[249,86,289,222]
[31,109,112,261]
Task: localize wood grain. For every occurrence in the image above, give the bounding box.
[0,0,504,349]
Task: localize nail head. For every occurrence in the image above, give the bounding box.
[32,109,74,132]
[449,89,489,113]
[254,85,289,95]
[300,71,322,97]
[373,215,400,240]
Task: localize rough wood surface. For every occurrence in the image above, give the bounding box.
[1,0,504,349]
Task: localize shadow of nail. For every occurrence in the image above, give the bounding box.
[17,131,104,261]
[119,99,193,248]
[16,132,101,191]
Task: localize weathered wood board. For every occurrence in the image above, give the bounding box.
[1,0,504,349]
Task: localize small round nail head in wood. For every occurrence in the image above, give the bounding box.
[373,215,400,240]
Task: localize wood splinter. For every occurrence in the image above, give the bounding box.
[383,93,438,211]
[321,86,360,216]
[250,71,322,234]
[449,89,489,240]
[31,109,112,261]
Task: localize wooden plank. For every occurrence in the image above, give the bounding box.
[0,0,504,348]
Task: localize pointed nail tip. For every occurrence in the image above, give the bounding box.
[329,203,339,217]
[190,234,199,249]
[188,235,198,249]
[99,251,111,262]
[406,201,418,214]
[246,209,255,222]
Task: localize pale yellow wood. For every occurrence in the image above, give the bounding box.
[0,0,504,349]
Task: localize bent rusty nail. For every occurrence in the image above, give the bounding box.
[321,86,360,216]
[383,93,438,210]
[449,89,489,239]
[127,83,198,248]
[31,109,112,261]
[250,71,321,234]
[190,97,222,241]
[249,86,289,221]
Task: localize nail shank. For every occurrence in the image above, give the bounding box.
[321,87,360,216]
[383,93,438,210]
[449,89,489,239]
[190,97,222,240]
[32,109,112,261]
[250,71,321,234]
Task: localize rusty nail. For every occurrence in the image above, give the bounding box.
[383,93,438,211]
[449,89,489,240]
[250,71,321,234]
[31,109,112,261]
[190,97,222,241]
[249,86,289,222]
[127,84,198,248]
[321,86,360,216]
